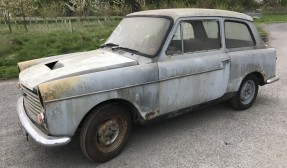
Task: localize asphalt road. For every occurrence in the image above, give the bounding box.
[1,23,287,168]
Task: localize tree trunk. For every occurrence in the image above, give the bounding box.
[21,1,28,32]
[6,11,12,33]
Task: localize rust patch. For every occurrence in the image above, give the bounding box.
[145,109,160,120]
[39,76,81,102]
[18,60,38,72]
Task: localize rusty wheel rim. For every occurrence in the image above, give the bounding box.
[96,116,127,153]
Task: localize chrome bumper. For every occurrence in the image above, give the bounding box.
[266,76,280,84]
[17,97,71,147]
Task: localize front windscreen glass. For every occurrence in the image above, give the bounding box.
[104,17,171,57]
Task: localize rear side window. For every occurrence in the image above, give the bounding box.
[225,21,255,48]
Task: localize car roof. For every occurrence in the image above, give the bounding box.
[127,8,253,21]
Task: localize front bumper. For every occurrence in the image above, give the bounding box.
[17,97,71,147]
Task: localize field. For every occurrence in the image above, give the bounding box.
[0,14,287,79]
[0,18,120,78]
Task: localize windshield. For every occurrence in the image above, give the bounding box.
[104,17,171,57]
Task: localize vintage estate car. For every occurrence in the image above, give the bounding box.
[17,8,279,162]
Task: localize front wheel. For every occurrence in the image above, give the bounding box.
[230,75,259,110]
[80,103,132,162]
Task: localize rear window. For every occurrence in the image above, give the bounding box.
[225,21,255,48]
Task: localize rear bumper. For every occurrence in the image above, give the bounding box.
[17,97,71,147]
[266,76,280,84]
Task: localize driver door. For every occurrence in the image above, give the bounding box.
[158,19,230,114]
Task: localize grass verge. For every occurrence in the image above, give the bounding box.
[0,20,119,79]
[254,14,287,41]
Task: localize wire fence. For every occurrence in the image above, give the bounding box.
[0,16,122,34]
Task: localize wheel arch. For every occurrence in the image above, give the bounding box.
[77,99,141,130]
[230,71,260,110]
[246,71,265,86]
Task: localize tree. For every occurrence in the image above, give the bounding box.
[0,0,37,33]
[0,0,13,33]
[12,0,38,32]
[38,1,66,20]
[66,0,93,20]
[262,0,287,6]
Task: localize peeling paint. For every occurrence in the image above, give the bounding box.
[39,76,81,102]
[17,14,277,138]
[145,109,160,120]
[18,60,38,72]
[227,48,276,92]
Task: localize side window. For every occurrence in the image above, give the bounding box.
[225,21,255,48]
[172,22,194,40]
[182,22,194,39]
[203,21,219,38]
[167,20,221,55]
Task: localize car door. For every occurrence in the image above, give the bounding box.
[157,18,230,114]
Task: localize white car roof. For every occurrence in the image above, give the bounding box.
[127,8,253,21]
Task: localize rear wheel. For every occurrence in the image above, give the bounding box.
[80,103,132,162]
[230,75,259,110]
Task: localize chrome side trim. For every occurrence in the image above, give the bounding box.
[44,67,222,103]
[266,76,280,84]
[17,97,71,146]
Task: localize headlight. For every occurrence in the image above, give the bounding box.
[37,113,45,125]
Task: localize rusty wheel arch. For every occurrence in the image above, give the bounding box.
[247,71,265,86]
[77,99,141,130]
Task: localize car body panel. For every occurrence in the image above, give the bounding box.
[227,48,276,92]
[128,8,253,21]
[19,50,138,90]
[158,52,230,114]
[38,63,159,136]
[16,9,278,144]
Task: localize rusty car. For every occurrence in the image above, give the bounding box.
[16,8,279,162]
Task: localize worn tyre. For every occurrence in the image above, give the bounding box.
[80,103,132,163]
[230,75,259,110]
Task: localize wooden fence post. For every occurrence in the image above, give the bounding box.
[3,21,8,31]
[69,19,73,33]
[97,19,103,28]
[46,19,49,30]
[15,20,18,30]
[64,19,67,31]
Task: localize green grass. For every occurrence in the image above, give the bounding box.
[254,15,287,40]
[0,20,120,79]
[255,14,287,23]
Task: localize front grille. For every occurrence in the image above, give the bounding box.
[22,85,44,123]
[21,85,49,134]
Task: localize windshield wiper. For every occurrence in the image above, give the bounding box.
[100,43,119,48]
[111,46,140,54]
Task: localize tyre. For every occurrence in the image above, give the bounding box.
[230,75,259,110]
[80,103,132,162]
